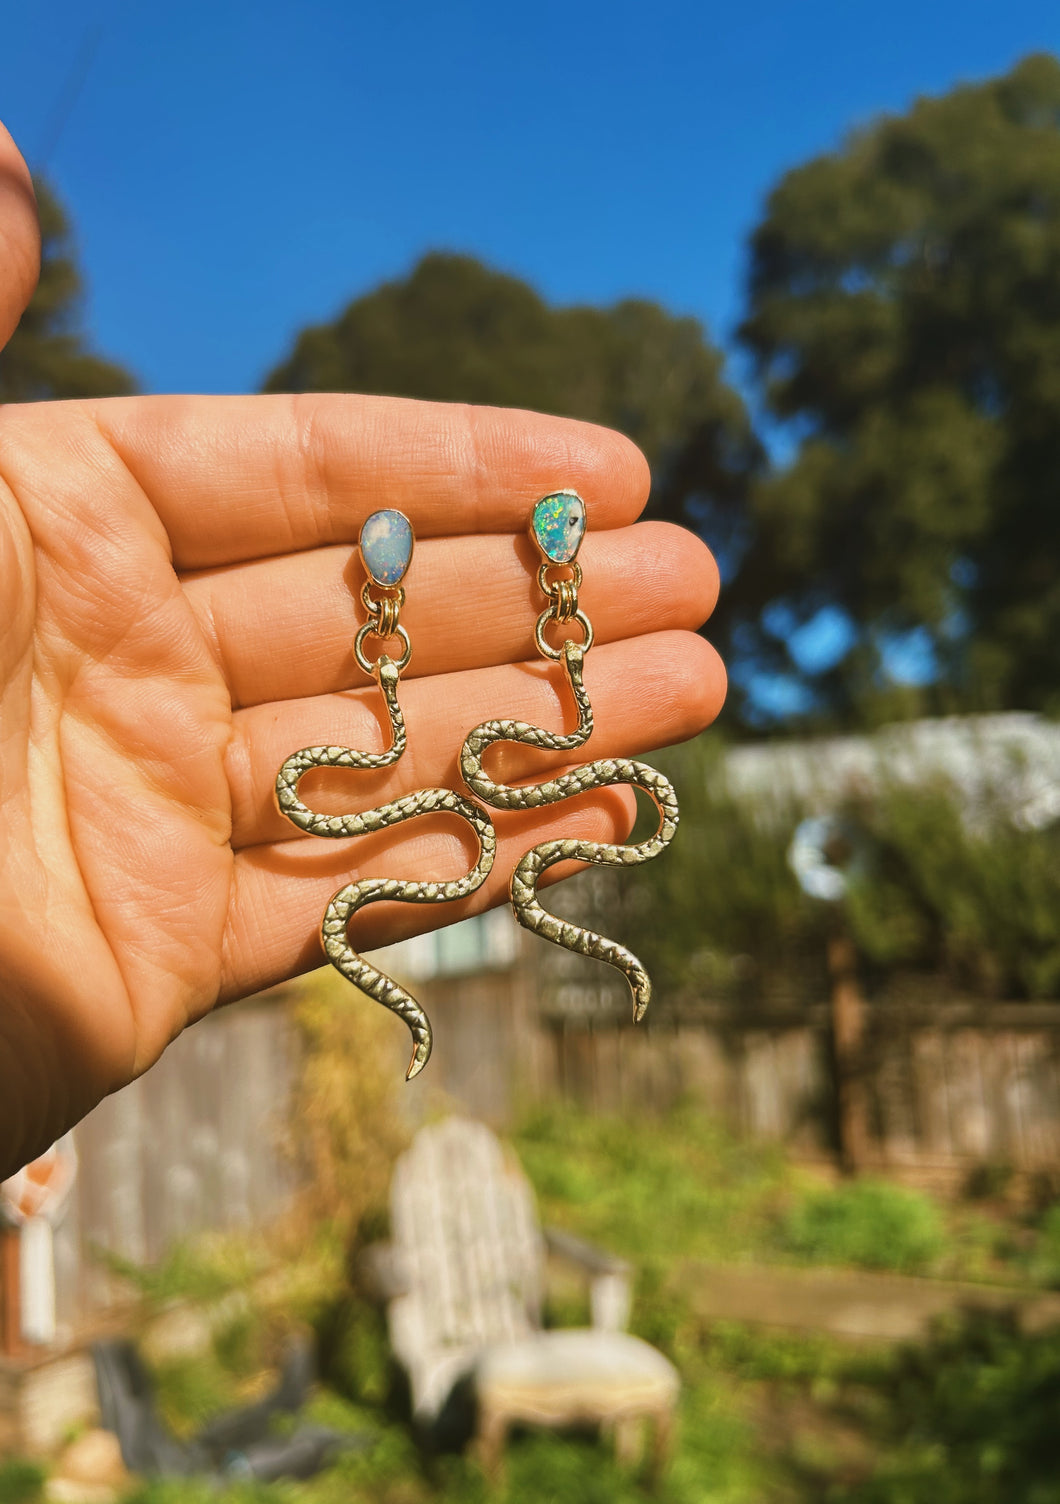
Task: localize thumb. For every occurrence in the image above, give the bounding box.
[0,120,40,354]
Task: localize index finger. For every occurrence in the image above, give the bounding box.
[88,394,652,570]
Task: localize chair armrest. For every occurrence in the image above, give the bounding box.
[543,1227,633,1332]
[543,1226,630,1277]
[356,1242,410,1302]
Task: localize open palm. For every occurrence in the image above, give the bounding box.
[0,131,723,1175]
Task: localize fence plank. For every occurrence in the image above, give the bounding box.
[47,996,298,1333]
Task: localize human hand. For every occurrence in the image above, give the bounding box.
[0,124,724,1174]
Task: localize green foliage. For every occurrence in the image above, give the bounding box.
[152,1349,243,1439]
[623,729,1060,1003]
[123,1481,276,1504]
[262,251,760,542]
[1024,1202,1060,1287]
[0,180,134,401]
[701,1319,886,1388]
[827,1310,1060,1504]
[738,52,1060,721]
[845,773,1060,998]
[98,1234,268,1305]
[623,735,830,1005]
[0,1463,45,1504]
[513,1102,792,1277]
[693,1312,1060,1504]
[149,1286,281,1438]
[287,966,410,1243]
[781,1179,945,1273]
[513,1103,1024,1285]
[318,1296,392,1408]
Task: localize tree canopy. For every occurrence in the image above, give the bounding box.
[264,250,760,542]
[739,53,1060,722]
[0,179,134,403]
[261,56,1060,728]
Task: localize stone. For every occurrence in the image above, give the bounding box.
[531,492,585,564]
[17,1354,99,1455]
[45,1482,120,1504]
[360,509,413,586]
[47,1428,129,1501]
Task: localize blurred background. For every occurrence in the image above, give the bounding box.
[5,3,1060,1500]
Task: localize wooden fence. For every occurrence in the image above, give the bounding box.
[49,989,298,1334]
[420,974,1060,1185]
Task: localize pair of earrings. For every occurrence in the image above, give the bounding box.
[274,494,680,1080]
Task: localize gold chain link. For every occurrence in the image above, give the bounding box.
[354,582,411,674]
[537,562,583,621]
[533,561,591,657]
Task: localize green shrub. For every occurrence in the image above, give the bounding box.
[318,1296,392,1408]
[1026,1202,1060,1288]
[151,1349,243,1439]
[781,1179,945,1273]
[617,731,1060,1006]
[829,1310,1060,1504]
[514,1103,789,1271]
[622,736,831,1007]
[96,1236,265,1305]
[288,966,409,1242]
[846,773,1060,999]
[0,1463,44,1504]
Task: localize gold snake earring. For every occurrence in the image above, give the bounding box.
[460,491,679,1022]
[274,509,497,1079]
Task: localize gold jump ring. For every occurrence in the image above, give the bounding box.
[360,581,404,640]
[354,621,413,675]
[537,561,582,597]
[534,607,594,661]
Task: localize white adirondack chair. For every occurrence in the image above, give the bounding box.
[361,1118,679,1475]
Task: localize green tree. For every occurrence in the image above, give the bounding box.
[0,179,134,402]
[264,250,759,544]
[739,53,1060,722]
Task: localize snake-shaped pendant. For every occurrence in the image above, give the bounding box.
[460,639,678,1021]
[276,656,497,1078]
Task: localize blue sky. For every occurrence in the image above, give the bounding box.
[4,1,1060,397]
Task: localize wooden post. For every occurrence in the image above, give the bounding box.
[0,1226,23,1358]
[827,930,870,1173]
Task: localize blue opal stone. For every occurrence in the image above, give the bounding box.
[360,509,413,586]
[531,492,586,564]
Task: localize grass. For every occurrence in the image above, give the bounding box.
[779,1179,947,1273]
[514,1102,794,1272]
[511,1102,1051,1285]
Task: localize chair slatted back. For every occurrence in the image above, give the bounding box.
[390,1119,544,1352]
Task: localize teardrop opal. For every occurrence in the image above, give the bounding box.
[531,492,586,564]
[360,509,414,586]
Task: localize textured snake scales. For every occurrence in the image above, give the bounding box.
[275,657,497,1078]
[460,639,679,1021]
